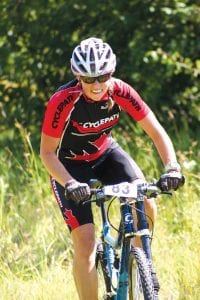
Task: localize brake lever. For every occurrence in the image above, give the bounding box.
[81,198,95,206]
[148,192,159,198]
[160,191,173,196]
[148,190,172,198]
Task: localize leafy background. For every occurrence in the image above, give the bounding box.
[1,0,199,142]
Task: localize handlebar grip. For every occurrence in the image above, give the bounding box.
[90,188,103,194]
[90,188,97,194]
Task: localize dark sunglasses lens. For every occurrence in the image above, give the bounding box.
[98,74,111,83]
[81,76,96,84]
[80,73,111,84]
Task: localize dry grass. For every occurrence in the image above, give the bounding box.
[0,127,199,299]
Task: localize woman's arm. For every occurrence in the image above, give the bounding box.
[138,111,178,168]
[40,133,74,187]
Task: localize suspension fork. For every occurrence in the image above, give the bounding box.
[98,196,119,293]
[135,195,153,261]
[136,195,160,294]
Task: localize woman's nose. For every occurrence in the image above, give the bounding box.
[92,80,101,87]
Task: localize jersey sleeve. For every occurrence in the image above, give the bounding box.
[41,90,76,138]
[112,79,150,121]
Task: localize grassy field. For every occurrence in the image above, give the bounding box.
[0,125,199,300]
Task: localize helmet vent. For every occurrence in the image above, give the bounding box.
[90,63,96,73]
[100,62,108,71]
[90,48,95,62]
[106,49,111,59]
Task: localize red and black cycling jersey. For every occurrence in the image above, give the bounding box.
[42,78,150,162]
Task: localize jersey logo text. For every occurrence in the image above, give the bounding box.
[52,95,73,128]
[114,90,141,111]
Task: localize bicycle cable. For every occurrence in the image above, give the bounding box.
[132,204,155,243]
[107,197,121,233]
[107,199,155,242]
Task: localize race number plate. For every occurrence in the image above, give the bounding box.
[103,182,138,198]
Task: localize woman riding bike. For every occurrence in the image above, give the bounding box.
[40,37,184,300]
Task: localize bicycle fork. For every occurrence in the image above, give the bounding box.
[99,199,119,297]
[135,196,160,296]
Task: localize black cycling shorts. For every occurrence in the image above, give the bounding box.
[51,143,145,232]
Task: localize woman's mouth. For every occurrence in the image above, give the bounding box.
[91,89,102,94]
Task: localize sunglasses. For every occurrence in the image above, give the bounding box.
[80,73,111,84]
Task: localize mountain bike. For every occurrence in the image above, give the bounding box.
[83,179,171,300]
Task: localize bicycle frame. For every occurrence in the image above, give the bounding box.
[96,188,154,299]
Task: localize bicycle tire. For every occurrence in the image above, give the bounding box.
[128,247,155,300]
[96,243,115,300]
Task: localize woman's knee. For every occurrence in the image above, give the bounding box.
[71,224,96,259]
[144,197,157,222]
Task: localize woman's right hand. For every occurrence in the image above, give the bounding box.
[65,179,91,204]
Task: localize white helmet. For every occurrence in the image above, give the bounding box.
[70,37,116,77]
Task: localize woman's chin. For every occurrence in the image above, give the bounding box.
[88,93,103,101]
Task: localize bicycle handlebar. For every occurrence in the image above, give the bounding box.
[82,180,172,205]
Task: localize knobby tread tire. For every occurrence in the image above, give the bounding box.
[129,247,155,300]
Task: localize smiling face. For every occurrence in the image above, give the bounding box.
[78,74,112,101]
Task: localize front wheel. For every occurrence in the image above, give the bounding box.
[129,247,155,300]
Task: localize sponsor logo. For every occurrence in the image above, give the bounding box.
[124,213,134,224]
[51,178,63,208]
[72,113,119,133]
[52,95,73,128]
[82,113,119,129]
[114,90,141,111]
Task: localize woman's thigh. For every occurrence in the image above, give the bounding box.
[50,162,96,232]
[94,145,145,184]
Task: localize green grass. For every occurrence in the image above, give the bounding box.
[0,124,199,299]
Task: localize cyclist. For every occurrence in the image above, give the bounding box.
[40,37,184,300]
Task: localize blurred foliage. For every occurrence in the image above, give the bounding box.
[0,0,199,149]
